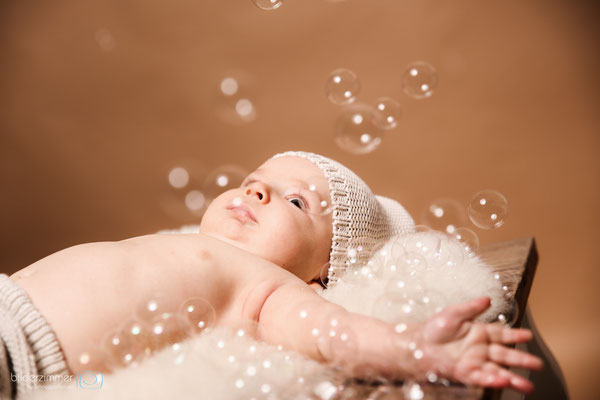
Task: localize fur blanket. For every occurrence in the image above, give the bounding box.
[25,228,505,400]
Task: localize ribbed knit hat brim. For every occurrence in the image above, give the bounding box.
[272,151,416,287]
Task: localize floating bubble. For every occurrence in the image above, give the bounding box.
[405,234,442,259]
[306,177,334,216]
[103,320,149,368]
[325,68,360,105]
[179,298,216,334]
[95,28,116,52]
[320,313,358,366]
[402,61,438,99]
[402,381,425,400]
[346,244,365,266]
[423,198,468,234]
[415,225,432,233]
[149,312,191,351]
[374,97,402,129]
[160,161,209,221]
[170,342,186,366]
[372,294,421,324]
[468,190,509,229]
[384,274,424,296]
[216,74,257,124]
[416,290,447,316]
[451,227,480,253]
[226,319,261,341]
[394,252,428,277]
[202,165,248,201]
[317,262,330,288]
[334,104,384,155]
[184,190,206,215]
[252,0,283,10]
[135,293,174,323]
[496,297,519,327]
[168,167,190,189]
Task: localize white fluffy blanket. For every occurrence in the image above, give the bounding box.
[26,228,506,400]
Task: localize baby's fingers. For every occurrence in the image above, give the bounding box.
[488,344,543,370]
[476,363,535,394]
[486,325,534,344]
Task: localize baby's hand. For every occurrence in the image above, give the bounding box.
[413,297,543,393]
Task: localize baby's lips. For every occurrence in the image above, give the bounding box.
[227,204,258,224]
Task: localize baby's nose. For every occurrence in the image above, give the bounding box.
[245,182,269,203]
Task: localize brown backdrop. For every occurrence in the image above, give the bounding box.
[1,0,598,398]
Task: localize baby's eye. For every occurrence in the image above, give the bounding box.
[287,196,308,211]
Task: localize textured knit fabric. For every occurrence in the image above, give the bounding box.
[0,274,70,399]
[272,151,416,286]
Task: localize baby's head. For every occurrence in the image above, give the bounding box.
[200,151,415,287]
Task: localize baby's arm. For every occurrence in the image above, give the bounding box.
[258,283,542,393]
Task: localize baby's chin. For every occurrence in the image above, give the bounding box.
[202,229,258,257]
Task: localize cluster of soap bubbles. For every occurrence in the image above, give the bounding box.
[325,63,437,155]
[75,294,216,372]
[422,190,509,253]
[216,75,257,124]
[161,163,248,220]
[325,68,402,155]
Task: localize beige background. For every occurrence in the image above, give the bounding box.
[1,0,598,398]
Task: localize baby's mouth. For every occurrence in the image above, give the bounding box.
[226,204,258,224]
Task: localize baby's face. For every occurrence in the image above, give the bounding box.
[200,156,333,282]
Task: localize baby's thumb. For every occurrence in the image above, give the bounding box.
[450,297,491,322]
[424,297,491,342]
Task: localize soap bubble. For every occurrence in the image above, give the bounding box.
[417,290,447,316]
[202,165,248,201]
[103,320,150,368]
[402,381,427,400]
[179,297,216,334]
[374,97,402,129]
[325,68,360,105]
[468,190,509,229]
[135,292,174,323]
[496,298,519,327]
[405,234,442,259]
[306,177,333,216]
[149,312,191,351]
[384,274,424,296]
[451,227,479,253]
[319,312,358,367]
[184,190,206,214]
[168,167,190,189]
[431,235,465,268]
[402,61,438,99]
[423,198,468,234]
[334,104,384,155]
[395,252,428,277]
[160,162,208,220]
[415,225,432,233]
[252,0,283,10]
[95,28,116,52]
[216,74,257,124]
[372,294,421,324]
[226,319,261,342]
[316,262,331,288]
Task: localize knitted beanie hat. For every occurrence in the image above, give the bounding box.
[271,151,416,287]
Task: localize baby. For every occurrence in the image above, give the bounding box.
[0,151,542,398]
